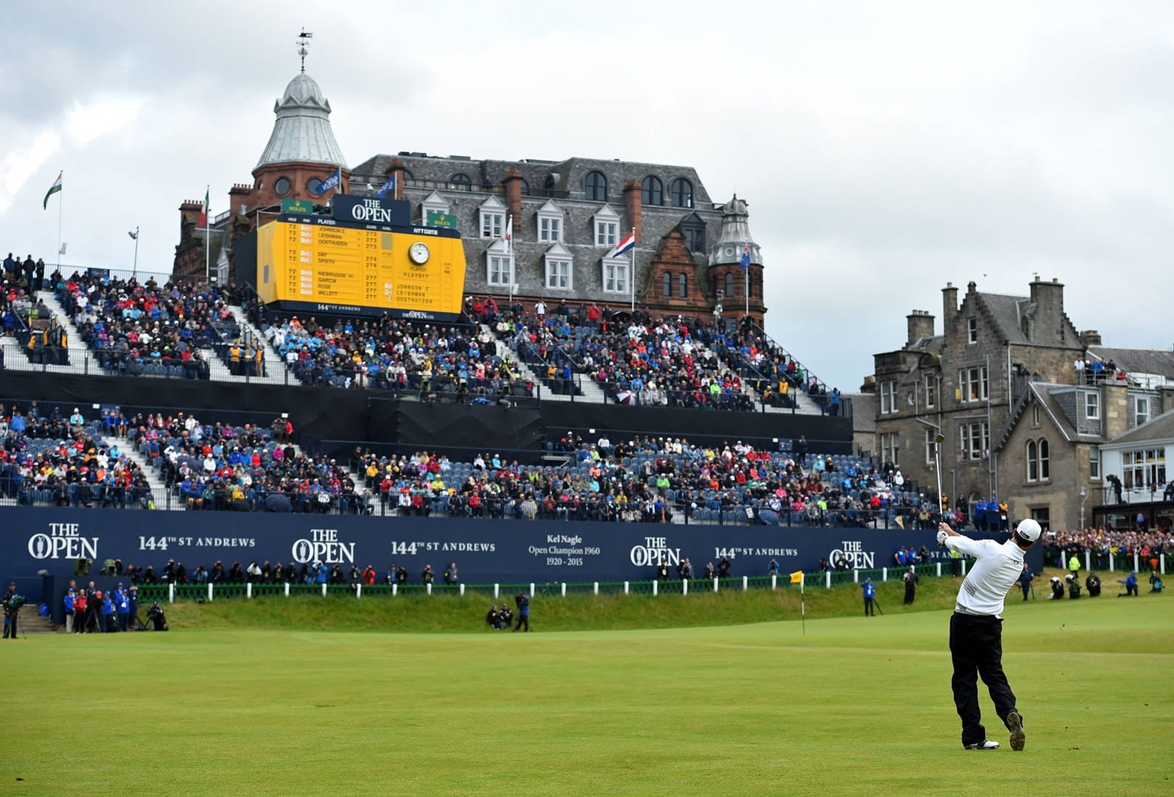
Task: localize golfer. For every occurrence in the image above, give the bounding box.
[937,519,1039,751]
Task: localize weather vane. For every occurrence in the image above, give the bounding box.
[297,28,313,73]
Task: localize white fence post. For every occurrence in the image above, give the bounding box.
[713,577,719,593]
[742,576,748,591]
[561,582,566,597]
[882,567,888,582]
[936,563,942,577]
[321,583,327,597]
[356,584,362,599]
[624,581,629,594]
[1109,552,1115,572]
[494,583,499,599]
[1162,554,1166,575]
[771,575,777,590]
[284,582,290,597]
[168,583,175,604]
[460,584,465,596]
[1134,552,1140,572]
[208,583,214,602]
[853,570,859,583]
[683,579,689,595]
[1085,551,1091,572]
[246,582,252,600]
[652,581,658,597]
[593,582,599,595]
[392,583,398,597]
[426,583,432,595]
[530,582,535,597]
[825,571,831,589]
[961,560,968,576]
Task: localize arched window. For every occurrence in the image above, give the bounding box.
[519,178,530,196]
[724,273,734,298]
[1026,441,1038,482]
[1039,439,1050,480]
[450,173,472,188]
[670,178,693,208]
[641,176,663,206]
[678,273,687,298]
[662,272,671,297]
[585,171,607,201]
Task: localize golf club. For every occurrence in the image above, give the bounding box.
[934,433,946,520]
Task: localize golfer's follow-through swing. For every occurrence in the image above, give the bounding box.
[937,518,1039,751]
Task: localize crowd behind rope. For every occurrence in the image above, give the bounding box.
[51,269,244,379]
[0,404,154,508]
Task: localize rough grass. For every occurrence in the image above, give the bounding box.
[4,574,1170,797]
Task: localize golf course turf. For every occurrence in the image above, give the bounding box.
[4,586,1170,796]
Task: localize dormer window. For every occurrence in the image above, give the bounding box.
[485,239,514,287]
[593,205,620,248]
[585,170,607,201]
[544,243,572,290]
[421,191,450,225]
[479,195,507,240]
[537,200,564,243]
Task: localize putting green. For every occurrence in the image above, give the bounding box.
[4,595,1171,796]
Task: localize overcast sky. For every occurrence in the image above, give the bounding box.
[2,1,1172,392]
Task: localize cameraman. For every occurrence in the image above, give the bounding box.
[1085,572,1101,597]
[1018,563,1034,601]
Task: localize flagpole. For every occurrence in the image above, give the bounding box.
[56,176,63,274]
[744,239,750,320]
[204,184,210,284]
[629,227,635,313]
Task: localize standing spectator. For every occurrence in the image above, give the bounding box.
[862,577,877,616]
[1018,564,1034,601]
[63,587,76,634]
[115,584,131,631]
[903,566,919,605]
[3,582,22,639]
[443,562,459,585]
[421,564,434,586]
[513,591,531,632]
[1068,553,1080,581]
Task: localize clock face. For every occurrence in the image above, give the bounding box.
[725,247,735,258]
[408,242,430,265]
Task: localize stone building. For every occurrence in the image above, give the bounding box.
[869,276,1174,531]
[175,52,767,324]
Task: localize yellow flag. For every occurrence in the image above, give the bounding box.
[789,570,804,584]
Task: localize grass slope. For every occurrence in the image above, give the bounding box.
[4,583,1171,796]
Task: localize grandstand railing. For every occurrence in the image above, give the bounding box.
[132,557,1158,608]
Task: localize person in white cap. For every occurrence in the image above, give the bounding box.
[936,518,1040,751]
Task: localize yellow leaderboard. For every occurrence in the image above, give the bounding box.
[256,215,466,319]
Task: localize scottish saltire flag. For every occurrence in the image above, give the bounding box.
[374,173,396,199]
[313,166,342,197]
[612,228,636,258]
[739,242,751,270]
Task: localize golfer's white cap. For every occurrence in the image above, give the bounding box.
[1015,518,1042,542]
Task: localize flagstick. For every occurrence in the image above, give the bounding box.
[204,184,211,284]
[801,574,805,636]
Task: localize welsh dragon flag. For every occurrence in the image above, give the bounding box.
[43,172,62,210]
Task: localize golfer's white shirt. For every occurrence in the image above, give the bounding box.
[947,537,1026,618]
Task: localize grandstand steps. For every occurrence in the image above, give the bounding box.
[35,290,92,359]
[484,325,609,404]
[110,434,180,512]
[223,307,288,386]
[14,613,57,634]
[739,380,824,416]
[0,339,82,374]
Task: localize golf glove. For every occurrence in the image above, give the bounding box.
[936,530,949,547]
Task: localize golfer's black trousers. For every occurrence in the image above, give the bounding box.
[949,613,1017,747]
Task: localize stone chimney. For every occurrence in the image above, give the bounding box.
[623,179,643,243]
[385,158,406,200]
[906,310,935,347]
[1159,385,1174,417]
[1027,276,1065,346]
[942,282,958,333]
[1079,330,1101,348]
[229,184,251,216]
[1102,382,1129,440]
[502,168,524,233]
